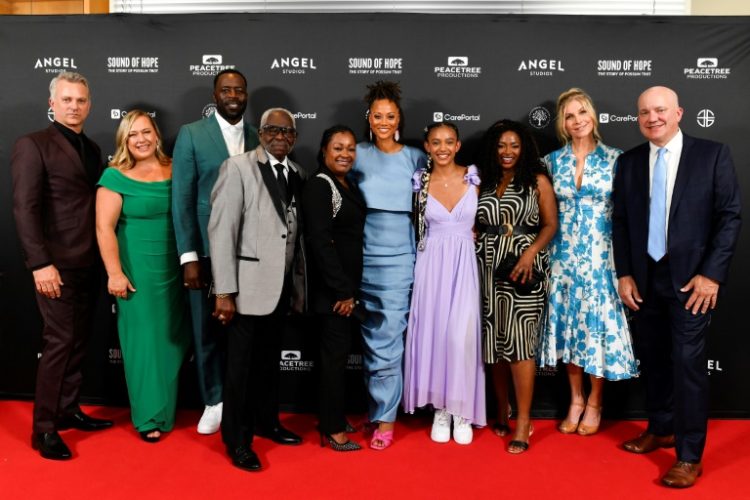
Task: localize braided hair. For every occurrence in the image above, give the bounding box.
[363,80,405,142]
[476,119,548,195]
[415,122,461,251]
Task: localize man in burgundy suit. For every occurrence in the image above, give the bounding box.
[12,71,112,460]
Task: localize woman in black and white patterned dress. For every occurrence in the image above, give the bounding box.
[476,119,557,454]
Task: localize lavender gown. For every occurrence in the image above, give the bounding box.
[403,165,486,425]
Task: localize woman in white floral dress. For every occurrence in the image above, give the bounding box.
[538,88,638,436]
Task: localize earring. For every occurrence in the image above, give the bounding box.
[369,129,373,142]
[394,130,400,142]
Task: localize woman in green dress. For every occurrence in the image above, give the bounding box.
[96,110,189,442]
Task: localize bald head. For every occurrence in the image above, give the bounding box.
[637,86,683,147]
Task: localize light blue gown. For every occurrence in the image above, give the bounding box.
[350,142,427,422]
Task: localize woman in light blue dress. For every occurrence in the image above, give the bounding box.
[538,88,638,436]
[350,81,426,450]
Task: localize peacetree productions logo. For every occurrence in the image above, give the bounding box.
[434,56,482,79]
[598,112,638,124]
[271,57,318,75]
[684,57,731,80]
[348,57,403,75]
[696,109,715,128]
[596,59,652,77]
[190,54,235,76]
[107,56,160,74]
[517,59,565,77]
[432,111,480,122]
[34,56,78,73]
[280,350,314,372]
[528,106,551,129]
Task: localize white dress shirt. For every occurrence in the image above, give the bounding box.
[215,112,245,157]
[648,129,683,237]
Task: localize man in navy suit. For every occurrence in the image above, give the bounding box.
[613,86,741,488]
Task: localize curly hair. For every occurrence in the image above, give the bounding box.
[476,119,547,194]
[414,122,461,251]
[363,80,404,142]
[109,110,170,170]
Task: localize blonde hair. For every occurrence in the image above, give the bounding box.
[110,110,170,170]
[555,88,602,145]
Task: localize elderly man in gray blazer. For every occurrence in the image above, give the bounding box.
[208,107,307,472]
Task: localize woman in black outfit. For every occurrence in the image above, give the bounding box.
[302,125,366,451]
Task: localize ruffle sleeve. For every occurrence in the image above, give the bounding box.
[412,168,426,192]
[465,164,481,186]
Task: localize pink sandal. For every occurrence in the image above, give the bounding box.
[370,429,394,450]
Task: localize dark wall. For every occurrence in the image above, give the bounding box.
[1,13,747,417]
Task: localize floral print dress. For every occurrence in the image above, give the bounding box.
[538,143,638,380]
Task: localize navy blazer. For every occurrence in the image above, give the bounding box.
[612,133,741,297]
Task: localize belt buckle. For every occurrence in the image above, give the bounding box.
[501,223,514,237]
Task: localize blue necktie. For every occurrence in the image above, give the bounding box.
[648,147,667,261]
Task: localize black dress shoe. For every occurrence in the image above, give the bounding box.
[32,431,72,460]
[58,411,114,432]
[229,446,262,472]
[256,425,302,445]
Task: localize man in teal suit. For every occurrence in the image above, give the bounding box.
[172,69,259,434]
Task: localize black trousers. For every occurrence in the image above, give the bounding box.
[318,313,358,435]
[33,266,98,433]
[634,257,710,463]
[221,285,289,451]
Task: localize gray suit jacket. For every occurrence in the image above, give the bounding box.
[208,145,307,315]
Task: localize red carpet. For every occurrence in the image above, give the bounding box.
[1,400,747,499]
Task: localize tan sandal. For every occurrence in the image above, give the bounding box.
[558,402,585,434]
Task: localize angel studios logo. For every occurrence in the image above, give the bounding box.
[517,58,565,77]
[280,350,314,372]
[434,56,482,79]
[34,56,78,73]
[271,56,318,75]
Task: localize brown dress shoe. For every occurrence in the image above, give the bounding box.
[622,432,675,453]
[662,461,702,488]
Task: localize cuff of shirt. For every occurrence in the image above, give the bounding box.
[180,251,199,265]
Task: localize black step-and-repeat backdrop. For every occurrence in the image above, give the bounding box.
[1,13,747,417]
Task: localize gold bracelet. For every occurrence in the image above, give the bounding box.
[215,293,231,299]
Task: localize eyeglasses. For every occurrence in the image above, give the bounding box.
[261,125,297,138]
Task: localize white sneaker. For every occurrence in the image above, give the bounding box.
[197,402,223,435]
[430,409,451,443]
[452,415,473,445]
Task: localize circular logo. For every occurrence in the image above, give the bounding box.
[697,109,715,128]
[47,107,55,122]
[202,103,217,119]
[528,106,551,129]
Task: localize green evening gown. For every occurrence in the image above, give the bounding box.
[98,167,190,433]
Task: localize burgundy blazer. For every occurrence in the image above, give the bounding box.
[11,124,102,270]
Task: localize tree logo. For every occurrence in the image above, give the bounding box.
[281,350,301,361]
[202,103,217,119]
[528,106,551,129]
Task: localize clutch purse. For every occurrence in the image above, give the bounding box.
[494,253,545,295]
